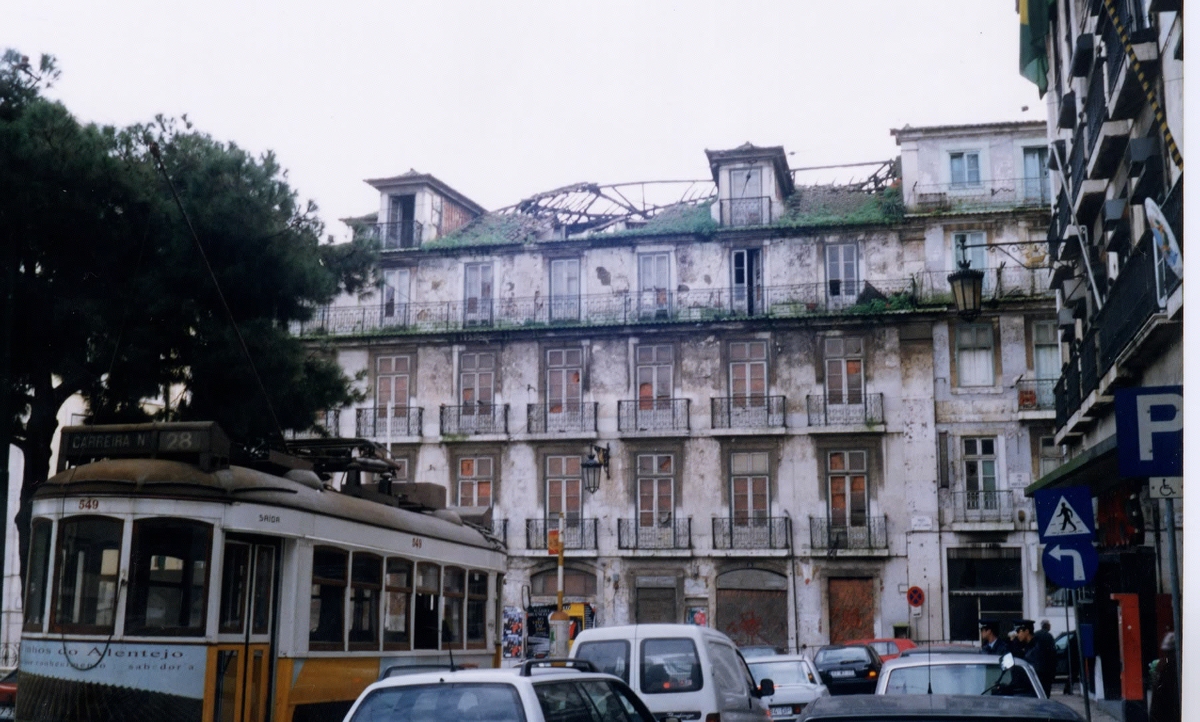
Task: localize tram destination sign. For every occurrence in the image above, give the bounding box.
[58,422,231,472]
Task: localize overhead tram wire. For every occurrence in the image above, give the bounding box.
[147,140,288,448]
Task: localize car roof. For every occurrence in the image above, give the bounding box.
[881,653,1037,671]
[745,654,812,664]
[899,644,980,656]
[573,623,734,643]
[802,694,1081,720]
[364,667,618,691]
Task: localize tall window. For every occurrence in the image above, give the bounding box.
[956,323,995,387]
[464,262,493,326]
[638,253,671,318]
[826,244,859,306]
[349,553,382,649]
[467,571,488,647]
[460,352,495,409]
[24,519,51,631]
[310,546,347,649]
[546,455,583,522]
[731,249,763,314]
[729,341,767,403]
[387,194,416,248]
[825,337,864,404]
[828,451,868,528]
[1038,435,1064,478]
[1032,320,1059,407]
[457,456,494,507]
[963,437,997,509]
[546,348,583,415]
[54,516,122,633]
[730,168,764,226]
[637,454,675,528]
[950,151,982,187]
[376,355,411,422]
[381,268,410,321]
[414,563,440,650]
[731,451,769,524]
[550,259,581,321]
[384,558,412,650]
[636,345,673,411]
[126,518,211,636]
[1023,147,1050,203]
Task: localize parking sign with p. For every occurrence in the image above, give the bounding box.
[1115,386,1183,478]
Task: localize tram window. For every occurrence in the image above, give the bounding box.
[126,518,212,636]
[467,571,487,648]
[443,567,465,649]
[24,519,51,632]
[219,542,251,634]
[414,563,440,650]
[384,558,412,650]
[350,553,382,650]
[53,516,123,633]
[250,545,275,636]
[310,546,348,650]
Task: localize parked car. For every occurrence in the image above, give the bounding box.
[812,645,883,695]
[874,652,1046,698]
[740,645,787,659]
[342,660,666,722]
[897,644,979,657]
[840,638,916,662]
[746,655,830,722]
[797,694,1083,722]
[570,624,775,721]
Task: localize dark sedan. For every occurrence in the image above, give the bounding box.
[812,644,883,695]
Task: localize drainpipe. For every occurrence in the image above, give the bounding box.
[786,509,801,654]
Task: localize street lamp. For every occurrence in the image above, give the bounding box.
[948,237,985,320]
[581,444,610,494]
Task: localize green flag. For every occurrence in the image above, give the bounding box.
[1019,0,1050,96]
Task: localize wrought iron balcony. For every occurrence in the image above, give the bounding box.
[618,399,690,433]
[711,517,791,550]
[440,404,509,436]
[711,396,786,429]
[285,409,342,439]
[1017,379,1056,411]
[527,402,598,434]
[525,518,598,551]
[809,516,887,551]
[805,393,884,427]
[1095,243,1167,373]
[362,220,423,250]
[617,518,692,550]
[943,491,1016,525]
[356,407,422,437]
[1085,67,1108,155]
[720,196,774,227]
[911,177,1051,212]
[1079,329,1100,398]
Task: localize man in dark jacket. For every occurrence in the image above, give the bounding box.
[979,619,1010,656]
[1015,619,1056,693]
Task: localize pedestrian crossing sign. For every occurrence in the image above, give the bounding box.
[1034,486,1095,543]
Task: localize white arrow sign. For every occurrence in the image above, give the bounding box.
[1048,545,1085,581]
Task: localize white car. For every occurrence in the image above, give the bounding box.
[875,652,1047,698]
[342,660,668,722]
[745,654,829,721]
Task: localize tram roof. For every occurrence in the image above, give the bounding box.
[40,458,503,553]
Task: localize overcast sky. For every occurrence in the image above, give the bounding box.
[7,1,1046,240]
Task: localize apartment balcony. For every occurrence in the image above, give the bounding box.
[356,407,422,438]
[805,393,884,429]
[941,490,1019,531]
[1068,134,1107,227]
[525,518,598,551]
[1079,328,1101,400]
[440,404,509,437]
[284,409,342,439]
[710,396,786,431]
[617,518,692,551]
[1084,68,1131,182]
[910,177,1051,213]
[527,402,598,435]
[1057,91,1077,130]
[617,399,690,435]
[809,516,888,554]
[711,517,791,551]
[1095,238,1175,373]
[719,196,774,227]
[1016,379,1056,415]
[363,220,423,250]
[1102,6,1159,121]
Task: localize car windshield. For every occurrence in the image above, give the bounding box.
[883,663,1037,696]
[748,661,808,685]
[815,648,869,665]
[348,682,526,722]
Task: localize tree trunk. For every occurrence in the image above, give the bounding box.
[14,383,62,594]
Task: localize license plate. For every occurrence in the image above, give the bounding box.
[0,706,14,720]
[771,705,793,716]
[830,669,855,677]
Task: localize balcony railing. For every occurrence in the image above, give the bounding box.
[806,393,884,427]
[1103,15,1124,96]
[710,396,786,429]
[527,402,598,434]
[525,518,598,551]
[1069,136,1087,204]
[362,220,423,250]
[356,407,422,437]
[440,404,509,436]
[720,196,773,227]
[809,516,888,551]
[944,491,1016,525]
[617,518,692,550]
[1085,69,1108,155]
[1095,244,1163,372]
[911,177,1051,212]
[1079,329,1099,398]
[1056,354,1082,424]
[1017,379,1056,411]
[285,409,341,439]
[712,517,791,550]
[618,399,690,433]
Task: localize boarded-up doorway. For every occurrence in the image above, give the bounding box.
[716,569,788,651]
[636,587,676,623]
[828,578,874,642]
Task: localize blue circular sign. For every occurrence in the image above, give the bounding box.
[1042,540,1099,589]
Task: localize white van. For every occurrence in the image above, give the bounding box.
[569,624,774,721]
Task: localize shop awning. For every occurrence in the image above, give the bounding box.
[1024,434,1118,496]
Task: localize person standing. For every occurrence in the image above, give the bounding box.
[979,619,1010,656]
[1014,620,1056,694]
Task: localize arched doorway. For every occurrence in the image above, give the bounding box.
[525,567,597,658]
[716,568,788,651]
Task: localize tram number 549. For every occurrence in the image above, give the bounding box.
[78,498,100,511]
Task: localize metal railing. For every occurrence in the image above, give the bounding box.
[911,177,1051,212]
[805,393,884,426]
[945,490,1016,524]
[809,516,888,551]
[527,402,598,434]
[440,404,509,435]
[991,265,1053,298]
[1095,245,1162,374]
[285,409,342,439]
[617,518,692,550]
[356,407,422,437]
[1085,68,1108,155]
[362,220,423,250]
[1102,14,1124,96]
[525,518,598,550]
[712,517,791,550]
[617,399,690,433]
[1079,329,1100,398]
[720,196,774,227]
[710,396,786,429]
[1069,135,1088,204]
[1017,379,1056,410]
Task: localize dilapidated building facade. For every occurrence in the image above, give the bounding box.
[294,120,1059,653]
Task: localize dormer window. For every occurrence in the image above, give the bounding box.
[386,195,419,249]
[730,168,765,226]
[949,152,981,188]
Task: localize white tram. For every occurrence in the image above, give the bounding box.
[17,422,507,722]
